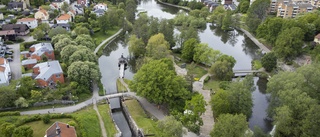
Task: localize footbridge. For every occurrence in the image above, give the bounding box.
[233,69,263,77]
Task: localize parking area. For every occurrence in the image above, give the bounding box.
[7,43,21,80]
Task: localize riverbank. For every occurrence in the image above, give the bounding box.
[156,0,191,11]
[94,28,124,56]
[238,28,271,53]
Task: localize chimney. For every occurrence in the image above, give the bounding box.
[55,122,61,135]
[47,62,50,67]
[67,124,70,128]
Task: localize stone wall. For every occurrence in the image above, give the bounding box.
[107,100,122,137]
[121,100,144,137]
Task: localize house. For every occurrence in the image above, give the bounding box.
[2,24,30,36]
[34,8,49,23]
[22,59,37,69]
[7,1,26,11]
[33,60,64,87]
[45,122,76,137]
[51,23,71,31]
[0,12,3,20]
[77,0,90,7]
[5,15,15,23]
[50,3,58,10]
[94,3,107,11]
[0,30,16,41]
[29,43,55,61]
[67,10,76,18]
[51,0,70,9]
[314,33,320,44]
[93,9,105,17]
[56,14,71,24]
[17,18,38,29]
[0,58,11,86]
[277,2,314,18]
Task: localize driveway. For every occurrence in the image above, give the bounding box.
[7,43,21,80]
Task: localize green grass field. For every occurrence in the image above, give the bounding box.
[92,27,120,47]
[186,63,208,79]
[116,79,128,93]
[124,99,162,136]
[97,103,118,137]
[204,78,220,91]
[26,118,72,137]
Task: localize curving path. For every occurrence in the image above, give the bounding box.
[239,28,271,53]
[94,28,123,55]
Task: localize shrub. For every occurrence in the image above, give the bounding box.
[16,38,25,43]
[204,76,210,83]
[0,111,20,117]
[67,120,77,127]
[42,114,51,124]
[20,41,41,51]
[16,115,41,126]
[4,41,14,45]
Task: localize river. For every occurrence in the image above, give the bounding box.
[98,0,272,135]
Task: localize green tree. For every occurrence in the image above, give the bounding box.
[75,34,95,50]
[158,116,186,137]
[129,59,190,109]
[32,28,45,40]
[209,55,236,81]
[245,0,270,33]
[51,34,71,45]
[176,25,199,48]
[14,97,28,108]
[210,6,226,27]
[30,90,42,102]
[128,35,146,58]
[60,45,79,63]
[48,26,68,38]
[181,38,199,62]
[17,77,36,99]
[67,61,101,87]
[193,43,221,66]
[302,105,320,137]
[54,37,77,52]
[256,17,284,44]
[0,86,17,108]
[73,26,90,36]
[146,33,170,60]
[38,23,50,33]
[69,48,97,63]
[61,2,70,13]
[210,89,231,117]
[274,27,304,61]
[261,52,277,72]
[125,0,137,23]
[222,11,232,31]
[42,114,51,124]
[182,94,206,133]
[159,19,175,48]
[0,122,15,137]
[210,114,248,137]
[238,0,250,13]
[12,126,33,137]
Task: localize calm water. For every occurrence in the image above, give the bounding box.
[98,0,272,134]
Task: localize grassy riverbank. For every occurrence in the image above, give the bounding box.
[124,99,162,136]
[97,103,118,137]
[92,27,120,47]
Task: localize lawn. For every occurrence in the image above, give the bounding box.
[252,60,262,70]
[116,78,127,93]
[97,103,118,137]
[26,118,72,137]
[71,105,101,137]
[203,78,221,91]
[124,99,162,136]
[186,63,208,79]
[92,27,120,47]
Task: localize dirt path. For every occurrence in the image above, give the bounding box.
[93,98,108,137]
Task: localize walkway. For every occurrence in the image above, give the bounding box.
[94,28,123,55]
[239,28,271,53]
[193,74,214,137]
[92,84,107,137]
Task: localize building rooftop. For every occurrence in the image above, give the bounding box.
[46,122,77,137]
[56,14,71,20]
[18,18,36,22]
[33,60,63,81]
[30,43,54,57]
[22,59,37,65]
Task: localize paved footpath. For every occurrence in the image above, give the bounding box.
[193,74,215,137]
[239,28,271,53]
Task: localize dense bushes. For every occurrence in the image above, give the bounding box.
[20,41,41,51]
[42,114,51,124]
[0,111,20,117]
[4,41,14,45]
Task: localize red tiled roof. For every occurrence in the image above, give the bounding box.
[0,66,5,72]
[0,30,16,36]
[18,18,36,22]
[56,14,71,20]
[0,58,5,65]
[39,9,48,16]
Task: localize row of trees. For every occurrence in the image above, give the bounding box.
[210,6,240,31]
[0,123,33,137]
[266,63,320,136]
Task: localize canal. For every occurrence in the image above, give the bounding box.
[98,0,272,135]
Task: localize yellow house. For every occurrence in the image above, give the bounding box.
[34,8,49,22]
[314,33,320,44]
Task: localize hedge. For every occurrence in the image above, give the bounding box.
[20,41,41,51]
[0,111,20,117]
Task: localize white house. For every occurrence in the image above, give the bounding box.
[0,12,3,20]
[94,3,107,11]
[0,58,11,86]
[34,8,49,23]
[56,14,71,24]
[17,18,38,29]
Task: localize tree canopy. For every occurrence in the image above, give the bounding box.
[67,61,101,87]
[158,116,186,137]
[210,113,248,137]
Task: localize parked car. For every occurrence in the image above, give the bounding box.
[5,51,12,55]
[7,57,13,62]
